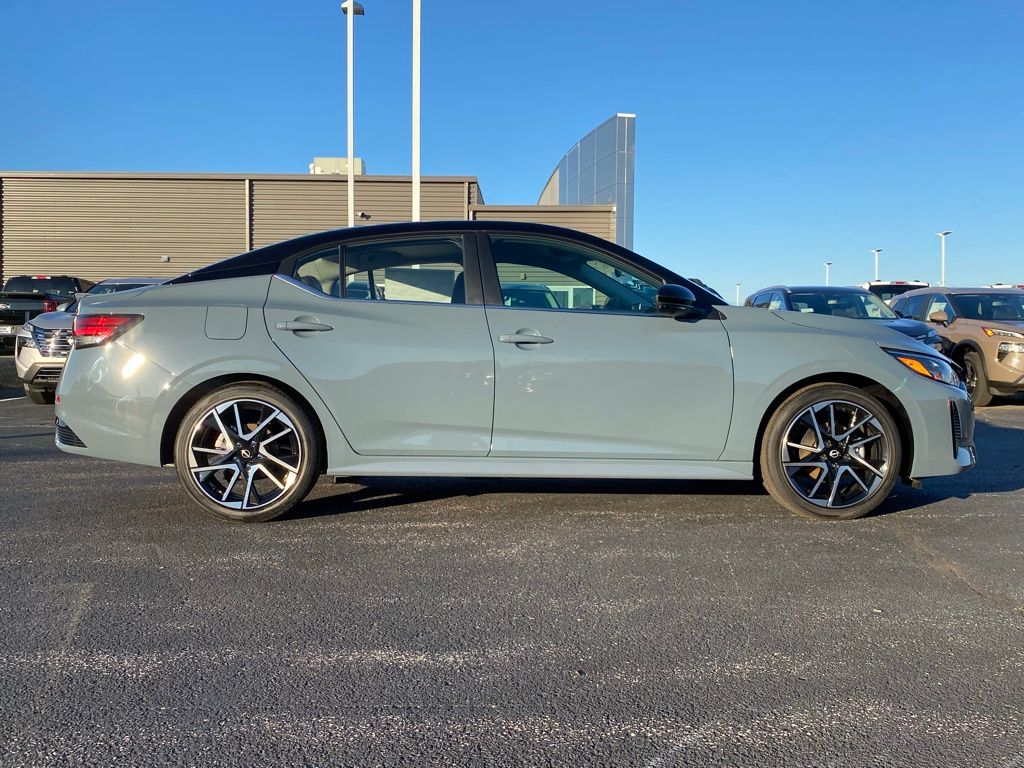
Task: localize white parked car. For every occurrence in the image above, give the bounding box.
[858,280,930,306]
[15,278,164,404]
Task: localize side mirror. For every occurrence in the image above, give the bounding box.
[928,310,949,325]
[656,284,701,319]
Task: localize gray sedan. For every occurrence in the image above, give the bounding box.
[55,221,975,522]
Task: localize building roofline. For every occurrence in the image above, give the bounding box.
[470,204,615,212]
[0,170,479,183]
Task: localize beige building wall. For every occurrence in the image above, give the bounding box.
[0,173,615,283]
[470,204,616,244]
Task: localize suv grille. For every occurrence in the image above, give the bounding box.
[32,366,63,384]
[0,309,29,326]
[31,326,73,358]
[55,420,87,448]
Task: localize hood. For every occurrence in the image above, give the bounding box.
[873,317,935,338]
[26,309,74,330]
[764,308,935,353]
[981,319,1024,331]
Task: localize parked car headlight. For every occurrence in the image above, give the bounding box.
[20,324,38,348]
[997,341,1024,355]
[885,349,960,387]
[983,327,1024,339]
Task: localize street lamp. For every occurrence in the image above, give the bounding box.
[735,283,741,306]
[342,1,365,229]
[937,231,952,287]
[871,248,882,281]
[411,0,421,221]
[824,261,832,286]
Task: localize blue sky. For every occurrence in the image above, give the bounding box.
[1,0,1022,297]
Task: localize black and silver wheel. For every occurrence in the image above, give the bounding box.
[174,383,321,522]
[962,351,993,407]
[760,384,902,520]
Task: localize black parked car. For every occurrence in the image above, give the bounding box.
[745,285,944,352]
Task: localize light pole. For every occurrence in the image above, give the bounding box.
[342,1,365,229]
[411,0,421,221]
[735,283,741,306]
[937,231,952,286]
[824,261,832,286]
[871,248,882,281]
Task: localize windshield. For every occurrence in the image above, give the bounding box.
[949,293,1024,321]
[788,291,898,319]
[3,277,77,298]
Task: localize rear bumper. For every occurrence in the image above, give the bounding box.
[54,342,179,465]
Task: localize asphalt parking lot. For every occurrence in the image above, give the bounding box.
[1,362,1022,766]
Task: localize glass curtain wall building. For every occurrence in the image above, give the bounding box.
[538,113,635,249]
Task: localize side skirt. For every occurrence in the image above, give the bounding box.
[326,457,754,481]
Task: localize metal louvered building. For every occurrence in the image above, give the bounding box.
[0,171,618,284]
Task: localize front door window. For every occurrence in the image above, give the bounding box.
[487,235,661,314]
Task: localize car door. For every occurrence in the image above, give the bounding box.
[478,231,733,460]
[265,232,495,457]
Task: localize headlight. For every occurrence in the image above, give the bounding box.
[20,324,38,348]
[885,349,960,387]
[998,342,1024,355]
[983,327,1024,339]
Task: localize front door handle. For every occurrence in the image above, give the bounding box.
[498,328,554,347]
[276,320,334,333]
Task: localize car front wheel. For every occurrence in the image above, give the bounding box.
[760,384,902,520]
[962,351,993,407]
[173,383,322,522]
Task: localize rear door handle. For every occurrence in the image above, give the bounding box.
[498,328,554,346]
[276,320,334,332]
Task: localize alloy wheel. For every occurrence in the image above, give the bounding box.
[779,399,891,513]
[964,359,978,396]
[186,398,302,511]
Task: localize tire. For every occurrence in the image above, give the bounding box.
[173,383,322,522]
[962,351,993,407]
[25,385,55,405]
[760,383,902,520]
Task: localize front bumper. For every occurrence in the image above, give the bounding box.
[987,349,1024,395]
[908,387,977,479]
[15,339,66,390]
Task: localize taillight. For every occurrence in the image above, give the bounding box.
[73,314,143,348]
[42,298,59,313]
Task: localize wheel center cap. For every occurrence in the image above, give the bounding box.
[240,448,253,460]
[828,449,842,460]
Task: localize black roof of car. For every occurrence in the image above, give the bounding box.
[895,286,1024,298]
[168,220,727,306]
[751,285,871,296]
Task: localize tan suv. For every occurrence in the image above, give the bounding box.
[892,287,1024,406]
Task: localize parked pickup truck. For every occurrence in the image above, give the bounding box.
[0,275,94,350]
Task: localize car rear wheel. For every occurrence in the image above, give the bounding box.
[962,351,993,407]
[173,383,321,522]
[760,384,902,520]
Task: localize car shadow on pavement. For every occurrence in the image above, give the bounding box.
[286,418,1024,522]
[869,418,1024,517]
[285,476,768,521]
